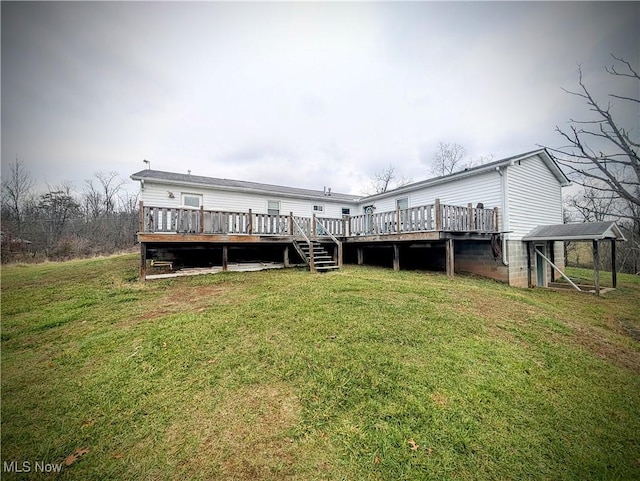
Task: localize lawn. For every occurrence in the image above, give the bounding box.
[1,254,639,480]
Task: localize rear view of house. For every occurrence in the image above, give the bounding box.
[131,148,588,287]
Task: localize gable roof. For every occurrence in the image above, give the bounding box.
[523,221,626,242]
[131,148,570,204]
[362,148,571,202]
[130,169,362,203]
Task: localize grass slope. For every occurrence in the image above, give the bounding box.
[1,255,639,480]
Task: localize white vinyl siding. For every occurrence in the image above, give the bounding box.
[507,154,564,240]
[140,182,359,218]
[359,170,504,229]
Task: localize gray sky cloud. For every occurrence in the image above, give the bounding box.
[2,1,638,197]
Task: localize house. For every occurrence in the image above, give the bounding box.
[131,148,590,287]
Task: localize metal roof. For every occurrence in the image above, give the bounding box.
[523,221,626,242]
[130,169,362,203]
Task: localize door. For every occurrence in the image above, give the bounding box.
[363,205,374,234]
[536,244,546,287]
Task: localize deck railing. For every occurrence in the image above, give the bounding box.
[139,200,498,237]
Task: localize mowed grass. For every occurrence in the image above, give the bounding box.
[1,255,639,480]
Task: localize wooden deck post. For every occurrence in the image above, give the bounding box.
[357,247,364,265]
[289,212,294,236]
[312,213,317,238]
[549,241,555,282]
[593,240,600,296]
[222,245,228,272]
[435,199,442,231]
[445,239,454,278]
[396,206,401,233]
[199,206,204,234]
[138,201,144,233]
[527,242,534,288]
[284,245,290,268]
[393,244,400,271]
[467,203,473,231]
[493,207,499,232]
[139,242,147,280]
[611,239,617,288]
[248,209,253,235]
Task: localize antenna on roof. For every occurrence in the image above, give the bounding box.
[143,159,150,170]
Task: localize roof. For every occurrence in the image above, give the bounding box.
[363,148,571,202]
[130,148,571,203]
[523,221,626,242]
[130,169,362,203]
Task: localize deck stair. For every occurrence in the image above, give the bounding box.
[294,240,340,272]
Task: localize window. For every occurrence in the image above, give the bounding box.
[313,205,324,213]
[182,193,202,208]
[267,200,280,215]
[396,198,409,210]
[341,207,351,216]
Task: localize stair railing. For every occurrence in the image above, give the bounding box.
[292,216,315,272]
[315,217,343,267]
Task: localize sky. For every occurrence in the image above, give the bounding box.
[2,1,639,198]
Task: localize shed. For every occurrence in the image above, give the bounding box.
[523,221,626,294]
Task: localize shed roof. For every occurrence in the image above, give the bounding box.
[523,221,626,242]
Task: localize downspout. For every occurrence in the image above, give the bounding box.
[496,165,509,266]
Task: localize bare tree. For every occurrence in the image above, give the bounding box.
[430,142,469,177]
[1,158,34,237]
[366,165,412,194]
[544,55,639,223]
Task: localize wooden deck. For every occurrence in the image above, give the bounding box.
[138,199,498,242]
[137,199,499,279]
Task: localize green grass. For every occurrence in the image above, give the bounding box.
[2,255,639,480]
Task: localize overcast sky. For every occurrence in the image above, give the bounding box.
[2,1,638,197]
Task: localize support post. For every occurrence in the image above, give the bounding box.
[248,209,253,235]
[611,239,617,288]
[396,206,401,233]
[289,212,294,236]
[199,206,204,234]
[435,198,442,231]
[284,245,290,268]
[357,247,364,265]
[393,244,400,271]
[493,207,499,232]
[467,203,473,231]
[592,240,600,296]
[222,245,228,272]
[338,242,343,267]
[549,241,555,282]
[312,213,317,238]
[139,242,147,280]
[527,242,534,288]
[445,238,455,278]
[138,201,144,233]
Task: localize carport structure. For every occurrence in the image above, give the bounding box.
[523,221,627,295]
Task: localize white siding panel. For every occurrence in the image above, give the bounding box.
[357,170,503,226]
[507,155,563,240]
[140,181,358,218]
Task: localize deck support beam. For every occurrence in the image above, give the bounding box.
[284,245,290,268]
[140,242,147,280]
[393,244,400,271]
[222,245,228,272]
[445,238,455,278]
[357,247,364,265]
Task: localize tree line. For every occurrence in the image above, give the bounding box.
[1,164,139,263]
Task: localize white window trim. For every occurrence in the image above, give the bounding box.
[313,205,324,213]
[181,193,203,209]
[267,200,281,215]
